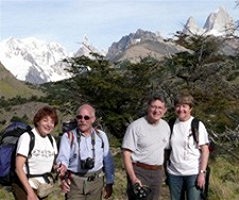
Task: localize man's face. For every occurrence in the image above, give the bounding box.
[76,107,95,134]
[147,100,167,124]
[175,103,192,121]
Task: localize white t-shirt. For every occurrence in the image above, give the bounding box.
[167,117,209,175]
[16,128,57,188]
[122,116,170,165]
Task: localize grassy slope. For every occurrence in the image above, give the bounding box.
[0,63,44,99]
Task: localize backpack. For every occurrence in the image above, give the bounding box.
[168,117,200,144]
[0,121,53,186]
[61,119,104,148]
[168,117,210,200]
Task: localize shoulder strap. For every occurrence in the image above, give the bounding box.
[168,117,200,144]
[66,129,104,149]
[95,129,104,148]
[27,131,35,156]
[191,118,200,144]
[67,131,75,148]
[168,118,176,139]
[25,131,35,177]
[25,132,55,176]
[47,134,54,147]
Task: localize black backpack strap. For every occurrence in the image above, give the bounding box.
[47,134,56,173]
[26,133,55,177]
[47,134,54,147]
[168,118,176,144]
[27,131,35,156]
[26,131,35,177]
[169,117,200,144]
[191,118,200,144]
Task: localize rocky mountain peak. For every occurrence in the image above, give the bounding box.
[74,35,106,58]
[204,7,235,35]
[183,17,204,35]
[106,29,159,60]
[183,7,236,36]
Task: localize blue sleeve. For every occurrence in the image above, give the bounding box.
[100,131,115,184]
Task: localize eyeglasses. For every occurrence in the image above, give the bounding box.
[150,105,163,110]
[76,115,91,120]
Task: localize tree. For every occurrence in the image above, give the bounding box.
[44,35,239,137]
[47,54,163,138]
[161,33,239,131]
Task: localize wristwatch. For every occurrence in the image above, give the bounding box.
[199,169,206,174]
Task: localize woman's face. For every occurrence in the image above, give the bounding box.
[175,103,192,121]
[36,116,55,136]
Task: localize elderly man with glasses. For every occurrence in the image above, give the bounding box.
[122,94,171,200]
[56,104,114,200]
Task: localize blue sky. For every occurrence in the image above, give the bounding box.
[0,0,238,52]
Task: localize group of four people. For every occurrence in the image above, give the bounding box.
[12,92,209,200]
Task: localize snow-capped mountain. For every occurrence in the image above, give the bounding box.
[0,37,72,84]
[0,36,106,84]
[183,7,236,36]
[1,7,237,84]
[74,35,106,58]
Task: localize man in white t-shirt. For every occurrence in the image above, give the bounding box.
[122,94,170,200]
[166,93,209,200]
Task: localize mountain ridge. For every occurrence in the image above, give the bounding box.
[0,37,72,84]
[0,7,237,84]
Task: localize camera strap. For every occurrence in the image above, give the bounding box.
[77,130,96,162]
[91,132,96,162]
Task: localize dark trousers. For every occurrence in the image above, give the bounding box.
[12,182,48,200]
[127,165,163,200]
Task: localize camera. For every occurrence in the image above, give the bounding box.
[132,183,151,199]
[80,157,95,169]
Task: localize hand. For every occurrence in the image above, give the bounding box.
[56,163,67,177]
[132,178,142,186]
[104,184,113,199]
[197,173,205,189]
[60,178,71,193]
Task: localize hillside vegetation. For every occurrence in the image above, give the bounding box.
[0,62,44,99]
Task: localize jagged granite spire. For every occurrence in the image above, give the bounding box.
[183,7,235,36]
[203,7,235,36]
[183,17,204,35]
[74,35,106,58]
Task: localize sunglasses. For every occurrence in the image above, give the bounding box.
[76,115,91,120]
